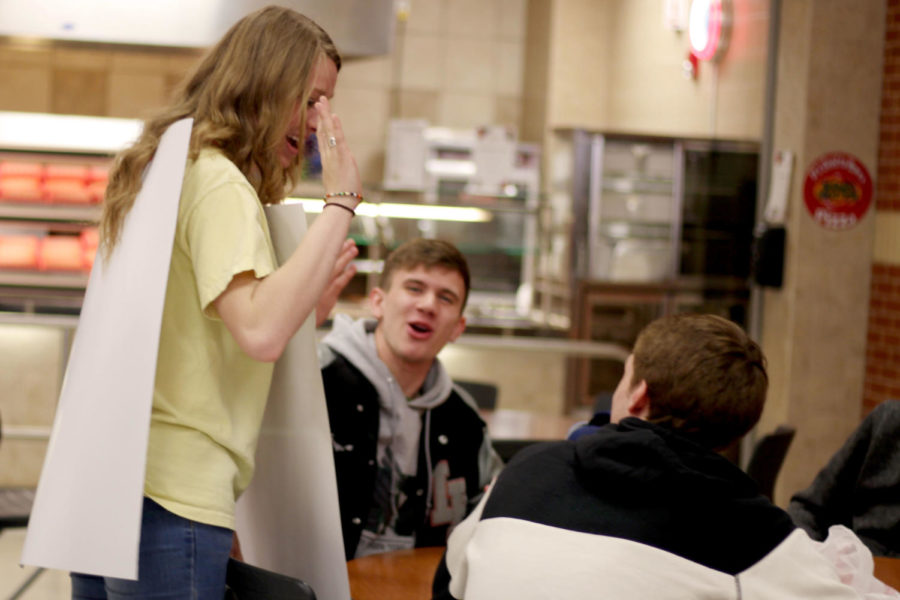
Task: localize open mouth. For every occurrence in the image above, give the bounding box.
[286,135,300,151]
[408,321,433,337]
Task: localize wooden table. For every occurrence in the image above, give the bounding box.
[345,544,900,599]
[347,546,444,600]
[875,556,900,591]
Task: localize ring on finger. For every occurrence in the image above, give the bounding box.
[327,136,337,148]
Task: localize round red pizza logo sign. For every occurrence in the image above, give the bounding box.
[803,152,873,231]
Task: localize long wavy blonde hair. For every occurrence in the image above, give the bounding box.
[100,6,341,253]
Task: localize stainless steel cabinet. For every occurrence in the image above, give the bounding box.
[548,130,760,411]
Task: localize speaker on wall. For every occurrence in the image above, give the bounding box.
[752,225,786,288]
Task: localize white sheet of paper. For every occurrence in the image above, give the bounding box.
[235,203,350,600]
[21,119,193,579]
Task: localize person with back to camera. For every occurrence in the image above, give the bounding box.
[319,238,503,560]
[70,6,362,599]
[433,313,885,599]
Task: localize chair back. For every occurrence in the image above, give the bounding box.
[455,380,498,411]
[492,439,542,463]
[224,559,316,600]
[745,424,796,501]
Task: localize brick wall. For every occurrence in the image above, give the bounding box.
[863,0,900,413]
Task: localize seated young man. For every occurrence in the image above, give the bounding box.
[434,314,873,599]
[789,399,900,558]
[319,238,502,560]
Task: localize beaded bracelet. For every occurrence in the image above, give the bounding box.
[323,201,355,216]
[324,191,363,202]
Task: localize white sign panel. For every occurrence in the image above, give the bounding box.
[21,119,192,578]
[235,203,350,600]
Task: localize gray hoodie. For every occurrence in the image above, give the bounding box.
[319,314,500,556]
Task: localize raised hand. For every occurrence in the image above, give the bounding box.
[314,96,362,207]
[315,237,359,326]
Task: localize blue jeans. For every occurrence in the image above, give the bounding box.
[70,497,233,600]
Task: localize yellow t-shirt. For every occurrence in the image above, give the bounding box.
[144,148,277,530]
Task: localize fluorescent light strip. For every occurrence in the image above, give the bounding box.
[0,111,142,154]
[285,198,492,223]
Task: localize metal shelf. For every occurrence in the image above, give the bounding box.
[0,203,100,223]
[0,270,88,289]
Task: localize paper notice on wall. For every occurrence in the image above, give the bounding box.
[765,149,794,225]
[20,119,192,579]
[235,203,350,600]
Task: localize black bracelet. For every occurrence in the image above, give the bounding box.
[323,201,355,216]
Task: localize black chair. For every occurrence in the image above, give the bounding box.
[492,439,542,463]
[0,410,43,600]
[224,558,316,600]
[745,424,796,501]
[455,380,498,411]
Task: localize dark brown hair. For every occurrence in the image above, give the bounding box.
[380,238,471,310]
[631,313,768,450]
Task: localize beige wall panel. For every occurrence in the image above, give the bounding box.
[405,0,443,34]
[604,0,685,132]
[521,92,547,144]
[337,55,393,89]
[521,0,551,143]
[52,68,107,115]
[608,67,712,137]
[547,0,611,130]
[348,135,387,189]
[445,0,497,38]
[494,40,524,96]
[107,71,168,118]
[603,0,767,140]
[494,94,523,130]
[496,0,528,40]
[445,39,494,92]
[0,65,51,112]
[0,440,47,487]
[437,92,495,128]
[713,60,766,140]
[164,51,203,79]
[390,89,441,122]
[0,45,52,67]
[333,87,391,141]
[399,33,444,91]
[439,345,566,414]
[110,51,166,73]
[332,88,390,183]
[0,325,64,487]
[51,47,110,70]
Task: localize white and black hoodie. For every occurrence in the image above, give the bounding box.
[435,418,868,600]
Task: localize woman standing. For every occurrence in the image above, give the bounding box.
[71,6,360,599]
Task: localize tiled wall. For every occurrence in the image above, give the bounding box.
[0,44,201,117]
[337,0,527,183]
[864,0,900,414]
[0,325,66,486]
[0,0,528,187]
